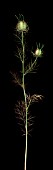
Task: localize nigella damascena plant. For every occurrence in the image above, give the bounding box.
[10,14,44,170]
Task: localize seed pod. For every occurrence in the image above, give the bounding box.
[16,21,29,32]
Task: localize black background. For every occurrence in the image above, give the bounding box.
[0,1,49,170]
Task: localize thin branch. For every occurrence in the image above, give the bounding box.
[27,99,31,110]
[18,123,24,126]
[24,58,37,76]
[27,116,35,121]
[28,128,33,133]
[27,123,34,127]
[13,33,21,42]
[15,53,23,63]
[17,47,23,62]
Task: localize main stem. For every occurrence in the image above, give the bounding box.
[22,31,27,170]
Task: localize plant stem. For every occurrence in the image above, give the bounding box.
[22,31,27,170]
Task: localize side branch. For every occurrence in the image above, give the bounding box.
[24,58,37,76]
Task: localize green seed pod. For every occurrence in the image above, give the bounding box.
[16,21,29,32]
[35,48,42,57]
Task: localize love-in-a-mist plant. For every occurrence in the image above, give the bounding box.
[10,14,44,170]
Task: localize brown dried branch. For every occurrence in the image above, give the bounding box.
[14,93,44,136]
[26,94,44,111]
[31,94,44,102]
[15,100,26,130]
[10,71,22,87]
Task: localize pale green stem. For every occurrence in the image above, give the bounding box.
[22,31,27,170]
